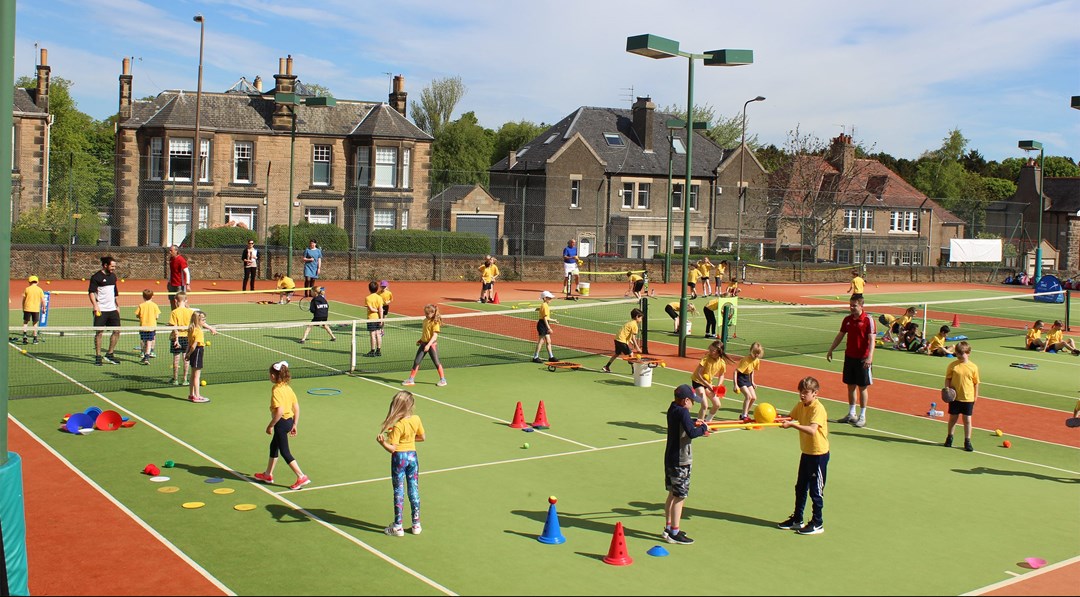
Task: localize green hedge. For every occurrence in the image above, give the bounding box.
[370,229,490,254]
[267,223,350,251]
[182,227,257,248]
[12,227,98,245]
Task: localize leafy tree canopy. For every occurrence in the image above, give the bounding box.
[430,111,494,188]
[410,76,466,136]
[491,120,546,167]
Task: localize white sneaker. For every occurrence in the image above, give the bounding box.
[385,525,404,537]
[436,379,447,387]
[411,524,422,535]
[402,379,415,386]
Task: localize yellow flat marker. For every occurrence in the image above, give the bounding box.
[182,501,205,509]
[157,486,180,494]
[233,504,257,512]
[212,488,235,495]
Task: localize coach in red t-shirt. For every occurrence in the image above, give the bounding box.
[167,245,191,308]
[826,296,876,428]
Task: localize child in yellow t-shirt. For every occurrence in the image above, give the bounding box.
[1025,320,1045,350]
[603,308,643,373]
[21,275,45,344]
[532,291,558,363]
[625,271,645,299]
[135,289,161,365]
[944,341,980,452]
[926,325,954,357]
[364,280,385,357]
[736,342,765,422]
[185,311,218,403]
[687,265,701,299]
[169,292,195,386]
[691,340,738,422]
[377,390,426,536]
[777,376,830,535]
[253,361,311,490]
[698,258,714,296]
[1043,320,1080,355]
[273,273,295,304]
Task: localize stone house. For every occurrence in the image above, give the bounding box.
[986,161,1079,274]
[113,56,432,248]
[488,97,768,258]
[11,48,51,223]
[769,134,965,265]
[427,184,507,255]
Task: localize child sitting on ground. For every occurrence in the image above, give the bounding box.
[925,325,954,357]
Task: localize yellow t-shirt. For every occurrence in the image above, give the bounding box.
[928,333,947,353]
[169,306,194,328]
[791,398,829,455]
[188,325,205,347]
[616,320,639,344]
[897,314,913,329]
[386,414,425,452]
[716,263,727,278]
[277,276,295,290]
[698,262,712,277]
[667,301,681,312]
[693,355,726,386]
[688,269,701,283]
[270,382,297,420]
[538,302,551,321]
[705,299,720,312]
[480,264,499,283]
[737,356,761,375]
[1025,327,1042,347]
[135,300,161,329]
[1045,329,1064,345]
[420,319,441,344]
[22,285,44,313]
[851,276,865,294]
[946,360,980,402]
[378,288,394,306]
[365,293,385,320]
[881,313,896,327]
[628,273,643,284]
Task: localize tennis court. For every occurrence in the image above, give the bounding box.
[8,279,1079,595]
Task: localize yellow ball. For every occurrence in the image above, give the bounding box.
[994,429,1003,437]
[754,402,777,424]
[200,380,206,386]
[156,280,160,284]
[20,349,27,354]
[212,282,217,286]
[46,281,51,285]
[121,278,126,283]
[205,340,211,347]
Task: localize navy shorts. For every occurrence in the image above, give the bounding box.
[537,320,551,337]
[842,356,872,387]
[171,337,189,355]
[665,305,678,320]
[482,281,493,291]
[188,345,204,369]
[736,371,753,388]
[367,321,383,332]
[139,331,156,342]
[23,311,39,324]
[948,400,974,416]
[632,280,644,293]
[665,464,692,498]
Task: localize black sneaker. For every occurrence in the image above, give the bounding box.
[21,337,27,345]
[777,516,803,530]
[796,522,824,535]
[364,350,376,358]
[104,354,121,365]
[32,337,38,344]
[837,414,855,424]
[943,435,953,448]
[532,357,543,363]
[375,349,382,357]
[94,356,103,367]
[602,366,612,373]
[964,440,974,452]
[667,530,694,545]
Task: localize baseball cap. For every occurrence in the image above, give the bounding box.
[674,384,696,401]
[28,275,38,283]
[380,280,390,287]
[540,290,554,299]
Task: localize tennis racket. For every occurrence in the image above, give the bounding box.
[297,296,311,312]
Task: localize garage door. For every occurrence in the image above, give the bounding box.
[456,215,498,254]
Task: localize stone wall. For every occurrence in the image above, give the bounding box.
[13,245,1057,286]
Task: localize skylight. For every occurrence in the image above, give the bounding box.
[544,134,558,144]
[603,133,624,147]
[671,138,686,155]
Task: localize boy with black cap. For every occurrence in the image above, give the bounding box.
[664,384,710,545]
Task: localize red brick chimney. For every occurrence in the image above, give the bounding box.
[272,56,298,131]
[631,97,655,152]
[35,48,50,112]
[118,56,133,121]
[389,74,407,116]
[828,133,855,175]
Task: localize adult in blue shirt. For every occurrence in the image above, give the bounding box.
[302,239,322,298]
[562,239,579,296]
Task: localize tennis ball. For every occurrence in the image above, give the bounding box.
[212,282,217,286]
[548,496,557,504]
[46,281,51,285]
[156,280,160,284]
[994,429,1003,437]
[522,442,530,449]
[200,380,206,386]
[20,349,26,354]
[121,278,126,283]
[1003,440,1012,448]
[205,340,211,347]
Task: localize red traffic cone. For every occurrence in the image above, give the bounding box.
[493,292,500,304]
[531,401,550,429]
[603,522,633,566]
[509,401,529,429]
[951,313,960,327]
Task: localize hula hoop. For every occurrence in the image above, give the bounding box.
[307,388,342,396]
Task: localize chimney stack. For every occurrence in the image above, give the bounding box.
[389,74,407,116]
[118,57,133,121]
[828,133,855,175]
[507,150,517,170]
[35,48,50,112]
[631,97,655,152]
[272,55,298,131]
[253,75,263,92]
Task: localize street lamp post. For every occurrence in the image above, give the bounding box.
[627,34,753,357]
[664,118,689,284]
[1018,140,1044,283]
[190,14,204,248]
[736,96,765,272]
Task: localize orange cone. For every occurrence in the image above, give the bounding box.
[531,401,550,429]
[603,522,633,566]
[493,292,500,304]
[509,401,529,429]
[951,313,960,327]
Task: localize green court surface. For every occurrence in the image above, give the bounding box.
[9,299,1080,595]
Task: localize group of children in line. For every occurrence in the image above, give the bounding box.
[685,258,742,300]
[128,289,218,403]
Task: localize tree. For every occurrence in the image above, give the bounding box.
[302,82,333,98]
[491,120,546,167]
[429,111,494,188]
[410,76,466,136]
[661,102,754,149]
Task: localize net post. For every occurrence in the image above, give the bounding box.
[720,303,733,345]
[639,296,649,354]
[1066,290,1071,332]
[350,320,357,372]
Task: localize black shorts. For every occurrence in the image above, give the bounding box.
[167,284,184,295]
[94,310,121,327]
[367,321,384,332]
[632,280,644,293]
[688,282,697,289]
[948,400,974,416]
[171,337,189,355]
[665,464,692,498]
[22,311,39,324]
[482,281,493,291]
[188,345,204,369]
[614,340,632,356]
[382,306,390,317]
[736,371,753,388]
[665,305,678,320]
[537,320,551,337]
[312,316,328,324]
[139,331,156,342]
[842,356,872,387]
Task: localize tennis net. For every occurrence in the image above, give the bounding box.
[8,297,644,399]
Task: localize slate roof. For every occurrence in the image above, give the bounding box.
[429,184,483,205]
[13,88,46,115]
[120,90,431,141]
[490,106,732,177]
[1045,178,1080,214]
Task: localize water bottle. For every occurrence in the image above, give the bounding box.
[928,402,942,418]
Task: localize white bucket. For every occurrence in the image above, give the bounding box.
[684,320,692,335]
[577,282,590,296]
[632,361,654,388]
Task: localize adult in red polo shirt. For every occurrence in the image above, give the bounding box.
[826,296,875,428]
[167,245,191,308]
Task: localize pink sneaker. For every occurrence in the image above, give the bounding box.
[253,472,274,484]
[289,475,311,490]
[189,395,210,403]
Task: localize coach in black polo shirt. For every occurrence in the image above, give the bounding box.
[89,255,122,365]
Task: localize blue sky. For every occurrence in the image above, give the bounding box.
[14,0,1080,162]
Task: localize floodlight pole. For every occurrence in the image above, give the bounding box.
[1018,140,1044,284]
[190,14,205,248]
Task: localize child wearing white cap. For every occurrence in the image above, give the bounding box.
[22,275,45,344]
[532,291,559,363]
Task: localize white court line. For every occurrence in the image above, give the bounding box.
[962,554,1080,596]
[7,415,236,597]
[10,345,458,596]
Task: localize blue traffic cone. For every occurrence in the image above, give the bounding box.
[537,500,566,544]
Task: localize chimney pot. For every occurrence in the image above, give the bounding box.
[286,55,293,76]
[122,57,130,75]
[278,57,286,75]
[39,48,47,66]
[254,75,262,91]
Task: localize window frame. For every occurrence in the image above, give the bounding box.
[621,183,634,209]
[636,182,650,210]
[374,147,398,188]
[312,144,332,187]
[570,179,580,208]
[890,210,918,233]
[149,137,163,180]
[233,141,253,184]
[225,204,258,230]
[304,207,336,225]
[167,138,193,182]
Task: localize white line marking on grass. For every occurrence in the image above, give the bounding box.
[962,554,1080,596]
[1003,571,1020,577]
[7,415,236,597]
[11,348,459,596]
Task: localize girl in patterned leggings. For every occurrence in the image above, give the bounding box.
[377,390,426,536]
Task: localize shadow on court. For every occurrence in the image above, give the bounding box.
[266,504,388,533]
[953,466,1080,484]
